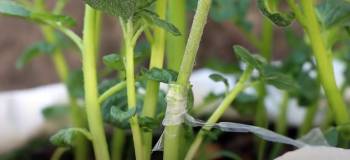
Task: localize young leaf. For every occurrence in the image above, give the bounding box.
[50,128,92,147]
[209,73,229,89]
[0,0,30,18]
[141,10,181,36]
[257,0,295,27]
[16,41,55,69]
[103,53,124,71]
[143,67,178,83]
[233,45,265,71]
[110,106,136,124]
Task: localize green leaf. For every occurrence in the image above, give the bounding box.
[66,70,84,98]
[324,127,338,146]
[110,107,136,124]
[16,41,55,69]
[50,128,92,147]
[317,0,350,29]
[0,0,30,17]
[210,0,251,23]
[41,105,70,120]
[141,10,181,36]
[103,53,124,71]
[257,0,295,27]
[143,67,178,83]
[85,0,137,20]
[233,45,265,71]
[187,86,195,111]
[209,73,229,90]
[263,67,299,91]
[336,123,350,140]
[31,12,76,27]
[138,116,160,131]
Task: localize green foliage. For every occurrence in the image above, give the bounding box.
[141,10,181,36]
[209,73,229,90]
[16,41,55,69]
[317,0,350,29]
[42,105,70,120]
[66,70,85,98]
[111,107,137,125]
[262,66,299,92]
[257,0,295,27]
[50,128,92,147]
[103,53,124,71]
[0,0,76,27]
[0,0,30,17]
[324,127,339,146]
[233,45,265,71]
[85,0,180,36]
[142,67,178,83]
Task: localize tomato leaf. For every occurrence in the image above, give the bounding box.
[209,73,229,90]
[317,0,350,29]
[141,10,181,36]
[0,0,30,17]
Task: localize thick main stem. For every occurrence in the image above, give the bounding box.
[166,0,187,71]
[299,0,349,125]
[82,5,110,160]
[185,66,254,160]
[163,0,212,160]
[142,1,167,159]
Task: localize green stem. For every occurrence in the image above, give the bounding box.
[111,128,126,160]
[142,1,167,159]
[41,20,88,160]
[166,0,187,71]
[185,66,254,160]
[98,81,126,104]
[82,5,110,160]
[164,0,212,160]
[269,92,289,159]
[298,102,318,136]
[297,0,350,125]
[50,148,68,160]
[122,19,144,160]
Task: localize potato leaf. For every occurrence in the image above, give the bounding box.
[263,67,299,91]
[233,45,265,71]
[103,53,124,71]
[0,0,30,17]
[138,116,160,131]
[66,70,84,98]
[141,10,181,36]
[257,0,295,27]
[50,128,92,147]
[317,0,350,29]
[85,0,137,20]
[110,107,136,124]
[42,105,70,120]
[143,67,178,83]
[16,41,55,69]
[209,73,229,89]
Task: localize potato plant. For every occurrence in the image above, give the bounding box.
[1,0,350,160]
